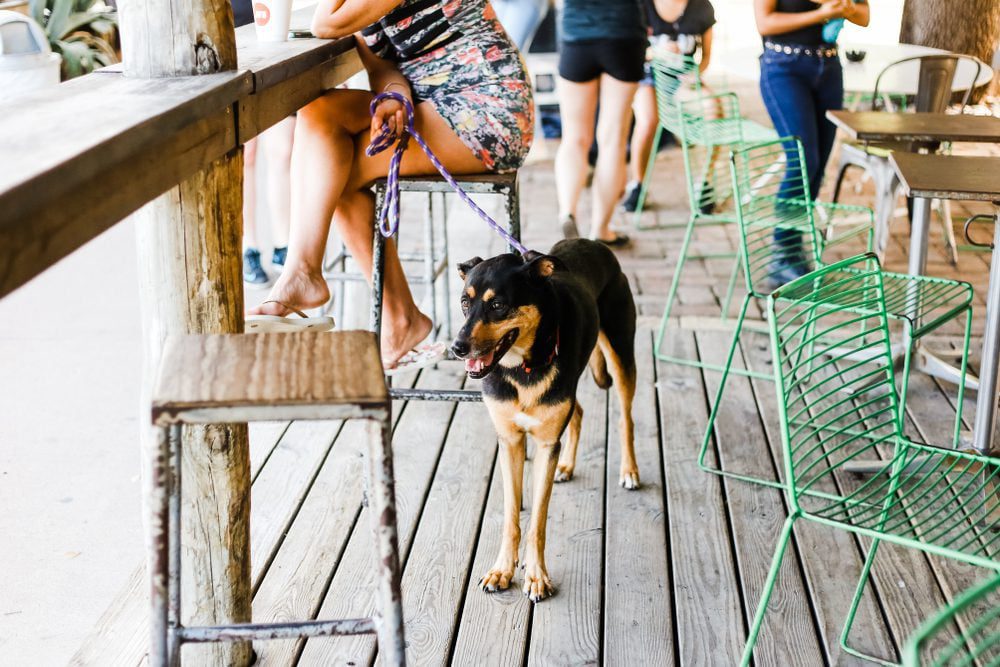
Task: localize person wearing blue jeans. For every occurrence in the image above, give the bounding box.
[754,0,868,284]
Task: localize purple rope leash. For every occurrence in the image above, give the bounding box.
[365,91,529,256]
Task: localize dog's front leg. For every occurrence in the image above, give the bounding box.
[523,435,559,602]
[480,432,525,592]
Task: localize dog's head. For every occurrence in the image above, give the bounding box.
[451,251,562,379]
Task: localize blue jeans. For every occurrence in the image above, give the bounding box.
[759,48,843,250]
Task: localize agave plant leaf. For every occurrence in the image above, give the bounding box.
[58,10,115,40]
[46,0,74,42]
[55,38,93,79]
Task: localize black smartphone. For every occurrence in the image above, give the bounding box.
[288,29,314,39]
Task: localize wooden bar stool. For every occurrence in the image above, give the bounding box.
[370,172,522,403]
[149,331,404,666]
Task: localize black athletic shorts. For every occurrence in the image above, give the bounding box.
[558,38,647,83]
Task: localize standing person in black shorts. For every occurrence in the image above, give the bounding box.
[555,0,646,246]
[623,0,716,212]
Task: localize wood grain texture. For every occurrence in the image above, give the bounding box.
[235,16,356,91]
[827,111,1000,144]
[604,330,672,665]
[697,330,826,666]
[890,153,1000,201]
[119,0,238,78]
[525,374,606,665]
[657,331,745,665]
[395,398,497,665]
[297,368,464,665]
[152,331,387,423]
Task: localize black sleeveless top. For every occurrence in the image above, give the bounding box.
[766,0,824,46]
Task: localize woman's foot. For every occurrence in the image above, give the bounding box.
[382,310,434,369]
[247,267,330,316]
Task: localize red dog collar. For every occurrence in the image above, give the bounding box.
[521,328,559,375]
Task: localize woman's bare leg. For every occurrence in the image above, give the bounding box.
[250,91,486,367]
[630,84,658,185]
[554,77,599,222]
[340,102,486,365]
[242,137,259,249]
[591,74,638,240]
[259,116,295,249]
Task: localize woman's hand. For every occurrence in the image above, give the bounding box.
[371,96,407,143]
[814,0,851,20]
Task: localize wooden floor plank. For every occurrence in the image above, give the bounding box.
[68,419,327,667]
[657,330,745,665]
[525,374,607,666]
[251,418,367,666]
[297,367,464,665]
[697,329,827,666]
[603,330,673,665]
[449,450,532,666]
[395,398,497,665]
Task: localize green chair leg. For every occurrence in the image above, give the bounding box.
[839,539,899,665]
[741,514,799,667]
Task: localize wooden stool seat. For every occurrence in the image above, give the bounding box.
[147,330,404,666]
[152,331,388,424]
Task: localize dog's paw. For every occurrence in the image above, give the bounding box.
[619,469,640,490]
[479,568,514,593]
[522,567,555,603]
[554,464,574,483]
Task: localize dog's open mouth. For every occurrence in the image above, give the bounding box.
[464,328,519,379]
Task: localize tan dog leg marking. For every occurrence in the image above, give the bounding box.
[555,401,583,482]
[598,332,640,489]
[481,400,525,593]
[522,399,572,602]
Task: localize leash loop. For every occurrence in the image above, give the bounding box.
[366,91,530,255]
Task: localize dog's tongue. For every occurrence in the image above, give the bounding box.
[465,349,495,374]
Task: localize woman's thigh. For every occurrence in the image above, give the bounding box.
[298,88,374,136]
[596,74,638,144]
[632,83,658,128]
[347,100,489,189]
[556,77,600,144]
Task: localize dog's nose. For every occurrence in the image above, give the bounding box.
[451,339,470,358]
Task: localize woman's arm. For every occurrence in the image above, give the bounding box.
[753,0,845,36]
[311,0,402,39]
[842,1,869,27]
[355,35,412,140]
[699,25,712,72]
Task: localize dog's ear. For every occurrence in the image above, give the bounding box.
[523,252,563,279]
[457,256,483,280]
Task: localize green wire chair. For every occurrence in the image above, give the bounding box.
[740,253,999,666]
[633,52,775,223]
[903,572,1000,666]
[698,137,973,489]
[651,92,779,373]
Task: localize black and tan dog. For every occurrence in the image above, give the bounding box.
[451,238,638,602]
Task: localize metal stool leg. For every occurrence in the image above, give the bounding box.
[167,424,182,667]
[335,241,347,327]
[149,426,171,667]
[371,230,385,343]
[440,191,452,339]
[424,193,437,337]
[367,414,406,666]
[505,176,522,252]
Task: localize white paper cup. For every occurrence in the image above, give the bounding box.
[253,0,292,43]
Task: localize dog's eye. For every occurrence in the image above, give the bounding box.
[460,297,470,313]
[490,301,506,312]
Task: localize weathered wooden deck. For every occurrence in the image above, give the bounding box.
[72,125,1000,665]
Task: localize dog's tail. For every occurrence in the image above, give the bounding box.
[589,346,612,389]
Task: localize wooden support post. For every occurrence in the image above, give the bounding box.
[120,2,251,665]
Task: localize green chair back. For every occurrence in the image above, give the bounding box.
[767,254,1000,568]
[730,137,823,297]
[903,573,1000,666]
[649,52,701,137]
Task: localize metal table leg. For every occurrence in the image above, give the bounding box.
[971,207,1000,455]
